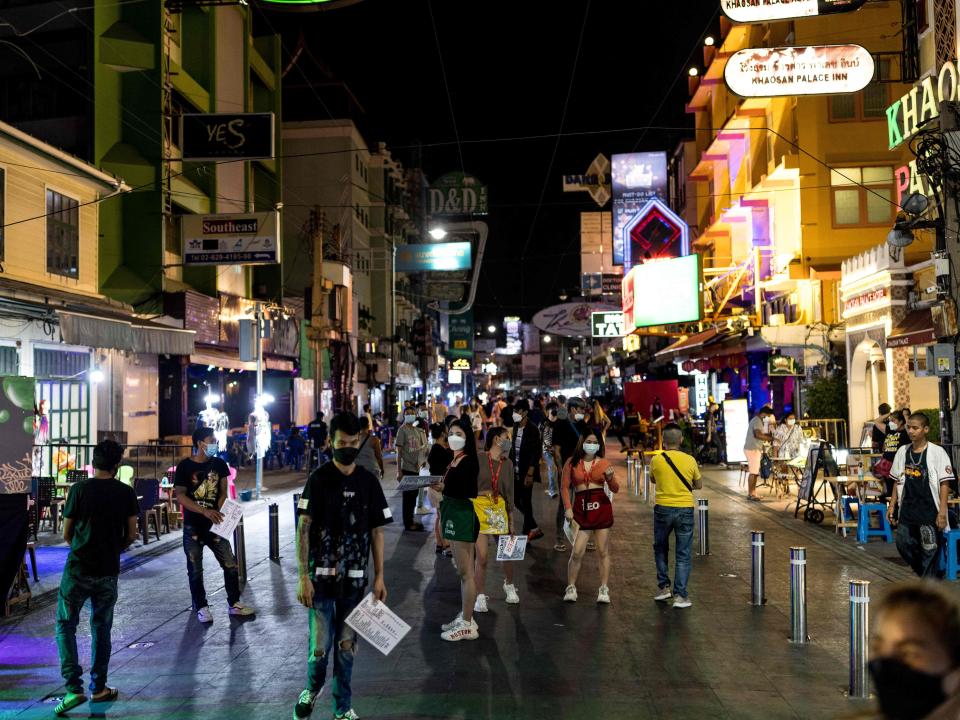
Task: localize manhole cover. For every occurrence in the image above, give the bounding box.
[128,641,155,649]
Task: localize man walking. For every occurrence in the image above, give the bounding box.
[888,412,955,577]
[396,407,428,531]
[174,427,255,623]
[293,411,391,720]
[743,406,774,501]
[308,411,329,469]
[650,424,702,609]
[55,440,139,715]
[541,402,559,498]
[511,399,543,541]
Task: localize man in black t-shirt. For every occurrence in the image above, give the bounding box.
[308,412,329,470]
[551,398,592,551]
[872,403,892,453]
[174,427,255,623]
[55,440,139,714]
[293,411,391,720]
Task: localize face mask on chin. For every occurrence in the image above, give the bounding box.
[869,658,947,720]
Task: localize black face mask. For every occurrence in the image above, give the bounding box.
[869,658,947,720]
[333,447,360,466]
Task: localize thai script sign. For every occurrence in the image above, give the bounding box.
[725,44,874,98]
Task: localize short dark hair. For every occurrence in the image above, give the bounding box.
[486,426,508,450]
[879,403,892,415]
[909,412,931,428]
[93,439,123,472]
[546,402,559,412]
[429,422,446,441]
[192,426,214,449]
[514,399,530,413]
[444,414,458,428]
[572,431,605,464]
[329,411,362,441]
[758,406,774,417]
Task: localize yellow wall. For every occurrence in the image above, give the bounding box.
[0,136,106,298]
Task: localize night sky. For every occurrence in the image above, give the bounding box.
[260,0,719,329]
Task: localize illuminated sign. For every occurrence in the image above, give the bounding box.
[396,242,472,272]
[182,211,279,266]
[885,60,959,149]
[504,316,522,355]
[448,312,473,359]
[180,113,274,161]
[428,172,488,216]
[768,355,803,376]
[621,196,690,272]
[532,303,619,338]
[720,0,866,23]
[591,312,626,338]
[842,287,889,318]
[447,369,463,384]
[626,254,702,328]
[611,152,668,266]
[622,334,641,353]
[694,374,709,416]
[724,45,874,98]
[451,358,472,371]
[562,153,610,208]
[622,270,636,329]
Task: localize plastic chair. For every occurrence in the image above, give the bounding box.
[227,465,238,500]
[841,495,859,522]
[857,502,894,544]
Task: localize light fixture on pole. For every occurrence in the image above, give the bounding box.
[543,335,552,343]
[428,226,448,241]
[487,324,496,334]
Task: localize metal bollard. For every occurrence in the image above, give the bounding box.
[293,493,301,539]
[269,503,280,562]
[849,580,871,698]
[641,460,651,504]
[789,547,808,643]
[750,530,766,605]
[626,454,636,495]
[697,498,710,555]
[233,516,247,590]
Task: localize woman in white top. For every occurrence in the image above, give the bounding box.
[466,396,487,442]
[772,412,803,460]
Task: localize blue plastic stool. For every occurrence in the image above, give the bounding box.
[841,495,859,522]
[857,503,894,544]
[944,529,960,580]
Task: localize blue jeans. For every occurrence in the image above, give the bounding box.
[307,589,362,714]
[56,571,118,694]
[183,525,241,610]
[543,451,557,495]
[653,505,694,599]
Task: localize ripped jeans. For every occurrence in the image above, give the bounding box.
[307,588,362,714]
[183,524,241,610]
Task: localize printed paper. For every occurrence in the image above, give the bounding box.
[496,535,528,561]
[210,498,243,539]
[345,593,411,656]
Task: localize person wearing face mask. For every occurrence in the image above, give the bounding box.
[293,412,391,720]
[472,427,520,612]
[873,403,894,454]
[466,396,487,442]
[551,399,592,551]
[428,423,454,556]
[772,412,802,461]
[877,411,910,499]
[743,406,775,501]
[560,432,618,603]
[510,399,544,542]
[174,427,256,624]
[541,402,560,498]
[434,420,481,641]
[869,582,960,720]
[395,408,428,531]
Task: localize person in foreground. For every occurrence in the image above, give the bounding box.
[294,411,391,720]
[649,424,702,609]
[888,412,954,578]
[55,440,139,715]
[174,427,255,622]
[870,581,960,719]
[561,432,618,604]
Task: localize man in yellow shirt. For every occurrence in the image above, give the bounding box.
[649,424,702,609]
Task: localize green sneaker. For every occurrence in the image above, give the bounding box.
[334,710,360,720]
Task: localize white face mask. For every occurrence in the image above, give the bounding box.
[512,412,522,423]
[583,442,600,456]
[418,411,429,419]
[573,413,585,422]
[404,414,416,424]
[787,419,796,426]
[448,434,466,451]
[889,420,899,431]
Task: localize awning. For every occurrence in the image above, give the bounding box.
[58,311,195,355]
[888,309,936,348]
[189,348,295,373]
[655,328,722,357]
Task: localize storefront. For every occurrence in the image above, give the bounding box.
[840,244,939,445]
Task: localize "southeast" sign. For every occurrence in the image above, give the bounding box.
[182,211,279,265]
[725,44,874,98]
[721,0,866,23]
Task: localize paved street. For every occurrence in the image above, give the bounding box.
[0,449,942,719]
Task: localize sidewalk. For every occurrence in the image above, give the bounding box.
[0,449,947,719]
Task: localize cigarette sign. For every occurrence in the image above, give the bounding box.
[725,44,874,98]
[182,211,279,266]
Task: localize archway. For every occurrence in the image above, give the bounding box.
[848,339,888,446]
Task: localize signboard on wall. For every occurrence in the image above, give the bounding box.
[396,242,472,272]
[448,312,474,359]
[725,45,875,98]
[626,254,702,328]
[622,197,690,271]
[428,172,488,216]
[611,152,668,266]
[532,303,620,338]
[562,153,611,208]
[720,0,867,23]
[182,212,280,265]
[180,112,274,160]
[591,312,625,338]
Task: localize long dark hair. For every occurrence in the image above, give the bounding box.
[571,431,605,465]
[450,417,477,457]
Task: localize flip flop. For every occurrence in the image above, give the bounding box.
[91,687,119,703]
[54,692,87,716]
[553,542,567,552]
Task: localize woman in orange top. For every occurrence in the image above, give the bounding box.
[560,432,619,604]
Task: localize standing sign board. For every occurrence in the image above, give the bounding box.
[180,113,274,161]
[182,212,280,265]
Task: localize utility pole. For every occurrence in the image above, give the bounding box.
[255,301,264,501]
[939,106,959,453]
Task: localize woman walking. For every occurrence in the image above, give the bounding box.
[466,396,487,443]
[560,433,618,604]
[473,427,520,613]
[436,419,481,641]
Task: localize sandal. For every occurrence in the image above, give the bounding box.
[54,692,87,716]
[553,542,567,552]
[91,687,119,703]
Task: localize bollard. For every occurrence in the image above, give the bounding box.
[233,516,247,590]
[697,498,710,555]
[626,454,636,495]
[269,503,280,562]
[789,547,808,643]
[849,580,870,698]
[293,493,301,539]
[750,530,766,605]
[641,459,651,504]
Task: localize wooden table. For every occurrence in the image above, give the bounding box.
[828,476,877,537]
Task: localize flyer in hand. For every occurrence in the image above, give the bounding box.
[496,535,528,561]
[397,474,443,492]
[209,498,243,539]
[345,593,411,656]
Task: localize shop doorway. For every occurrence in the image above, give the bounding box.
[849,340,888,446]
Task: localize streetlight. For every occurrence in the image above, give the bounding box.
[487,324,496,334]
[543,335,552,343]
[704,36,715,46]
[429,226,448,240]
[89,368,104,383]
[688,67,699,77]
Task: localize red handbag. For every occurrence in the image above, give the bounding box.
[573,487,614,530]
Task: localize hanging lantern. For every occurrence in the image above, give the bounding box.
[696,359,711,373]
[681,360,695,373]
[710,356,725,370]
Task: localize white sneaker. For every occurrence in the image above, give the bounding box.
[334,710,360,720]
[441,612,463,632]
[228,603,256,617]
[196,606,213,623]
[673,596,692,609]
[503,582,519,604]
[597,585,611,604]
[563,585,578,602]
[654,588,673,602]
[440,617,479,641]
[473,594,489,613]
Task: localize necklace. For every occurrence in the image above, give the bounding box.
[908,446,926,465]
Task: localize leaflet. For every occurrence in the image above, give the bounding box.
[345,593,411,656]
[209,499,243,540]
[496,535,528,561]
[397,474,443,492]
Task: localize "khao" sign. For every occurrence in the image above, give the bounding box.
[886,60,959,149]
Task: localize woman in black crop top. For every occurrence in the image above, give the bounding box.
[435,419,481,641]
